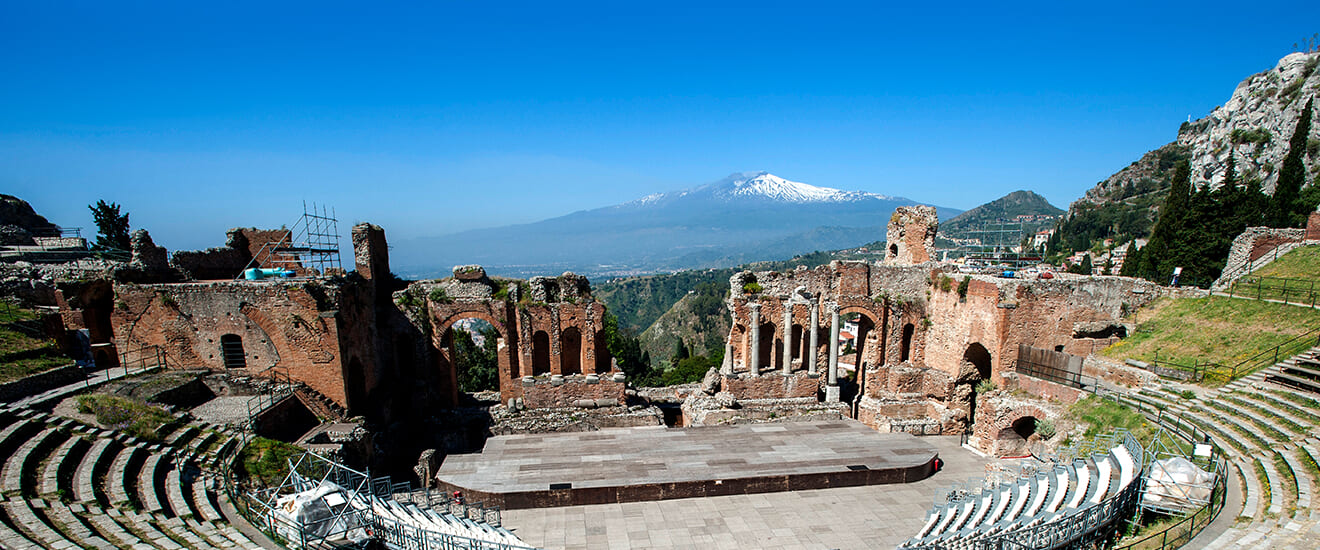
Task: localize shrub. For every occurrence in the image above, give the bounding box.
[742,282,763,294]
[957,276,970,299]
[1035,418,1057,440]
[1230,127,1272,146]
[975,379,997,394]
[938,275,954,293]
[76,394,174,442]
[428,287,452,304]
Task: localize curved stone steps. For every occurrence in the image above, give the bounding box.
[151,514,227,550]
[1242,388,1320,427]
[1227,387,1319,427]
[107,444,147,508]
[137,454,171,516]
[119,510,187,550]
[0,503,44,549]
[3,427,66,497]
[1186,404,1289,516]
[39,434,87,499]
[2,498,81,550]
[192,477,225,523]
[1278,447,1313,512]
[45,501,117,550]
[84,508,161,550]
[74,437,117,505]
[1212,393,1309,441]
[165,464,195,519]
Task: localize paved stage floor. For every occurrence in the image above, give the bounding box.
[438,420,937,495]
[501,434,996,550]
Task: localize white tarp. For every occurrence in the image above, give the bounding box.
[1142,457,1214,511]
[273,480,368,543]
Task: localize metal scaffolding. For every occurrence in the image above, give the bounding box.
[238,202,344,279]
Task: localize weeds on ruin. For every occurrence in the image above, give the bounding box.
[76,394,174,442]
[238,437,305,487]
[428,287,452,304]
[741,282,763,294]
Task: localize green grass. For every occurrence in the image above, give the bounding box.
[1065,396,1156,447]
[0,304,70,383]
[1103,297,1320,380]
[237,437,305,487]
[1249,246,1320,280]
[76,394,175,442]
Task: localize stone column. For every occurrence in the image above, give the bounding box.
[827,303,840,387]
[782,301,793,375]
[722,342,734,375]
[808,302,819,377]
[748,303,761,376]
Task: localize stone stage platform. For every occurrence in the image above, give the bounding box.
[435,419,939,509]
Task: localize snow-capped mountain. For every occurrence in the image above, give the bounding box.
[396,172,959,278]
[624,172,896,206]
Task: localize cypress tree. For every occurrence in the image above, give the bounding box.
[1140,161,1192,282]
[1271,97,1314,227]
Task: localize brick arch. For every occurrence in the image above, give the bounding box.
[994,406,1050,434]
[435,310,509,342]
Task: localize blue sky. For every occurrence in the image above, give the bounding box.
[3,1,1318,252]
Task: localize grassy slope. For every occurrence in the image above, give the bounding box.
[1103,296,1320,369]
[1248,245,1320,280]
[0,305,69,383]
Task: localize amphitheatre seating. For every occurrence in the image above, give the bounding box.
[0,403,263,549]
[900,433,1142,549]
[369,496,526,547]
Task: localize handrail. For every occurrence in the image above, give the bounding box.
[1227,275,1320,307]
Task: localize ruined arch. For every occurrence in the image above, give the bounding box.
[561,326,582,375]
[838,306,881,402]
[964,342,992,381]
[532,330,551,375]
[955,342,994,429]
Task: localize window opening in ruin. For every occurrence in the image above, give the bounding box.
[1054,345,1065,352]
[889,244,898,256]
[594,330,610,373]
[837,311,875,407]
[532,330,551,375]
[450,318,499,393]
[900,323,915,362]
[561,327,582,375]
[220,334,246,369]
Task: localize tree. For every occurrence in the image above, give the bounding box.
[453,325,499,393]
[1269,97,1314,228]
[1136,161,1192,281]
[88,200,131,251]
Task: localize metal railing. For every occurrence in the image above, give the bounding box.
[1014,357,1102,392]
[1133,327,1320,384]
[245,366,297,429]
[1227,275,1320,307]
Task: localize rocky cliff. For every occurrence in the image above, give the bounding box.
[1178,51,1319,193]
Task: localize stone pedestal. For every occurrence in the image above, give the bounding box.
[825,385,841,403]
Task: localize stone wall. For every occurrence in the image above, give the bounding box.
[884,205,938,265]
[1213,226,1308,288]
[519,375,626,409]
[110,279,367,409]
[720,371,820,400]
[0,365,81,402]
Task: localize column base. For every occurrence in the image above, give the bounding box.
[825,385,840,402]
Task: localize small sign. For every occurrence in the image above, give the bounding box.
[1193,443,1212,457]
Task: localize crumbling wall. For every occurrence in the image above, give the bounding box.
[519,375,626,409]
[111,279,361,407]
[884,205,938,265]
